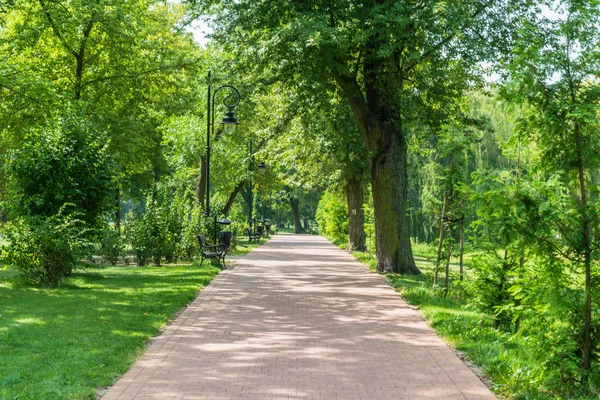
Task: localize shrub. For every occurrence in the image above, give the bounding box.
[363,197,376,253]
[1,209,92,286]
[315,187,347,243]
[3,107,113,227]
[124,209,154,267]
[99,225,123,266]
[177,206,204,261]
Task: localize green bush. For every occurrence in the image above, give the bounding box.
[315,187,347,243]
[3,107,113,227]
[124,208,155,267]
[99,225,123,266]
[124,190,192,266]
[177,206,202,261]
[1,210,92,286]
[363,197,376,253]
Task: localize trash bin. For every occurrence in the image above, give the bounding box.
[218,231,233,251]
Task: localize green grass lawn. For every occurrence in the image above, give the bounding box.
[0,264,219,400]
[228,237,268,258]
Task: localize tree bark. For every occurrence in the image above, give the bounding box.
[370,134,418,273]
[346,177,366,251]
[434,193,448,286]
[459,216,465,281]
[371,135,420,274]
[443,213,453,298]
[336,71,419,274]
[222,180,246,216]
[196,156,207,206]
[114,186,121,230]
[290,197,304,234]
[442,187,455,295]
[302,217,309,232]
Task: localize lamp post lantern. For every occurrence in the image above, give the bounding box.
[257,161,267,174]
[205,71,240,223]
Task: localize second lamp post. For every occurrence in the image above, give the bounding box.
[205,71,240,220]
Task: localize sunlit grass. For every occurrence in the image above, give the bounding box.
[0,264,219,400]
[228,237,268,259]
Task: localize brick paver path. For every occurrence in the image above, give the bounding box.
[103,235,496,400]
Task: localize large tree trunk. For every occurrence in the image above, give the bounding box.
[346,177,366,251]
[290,197,304,234]
[336,71,419,275]
[370,133,419,274]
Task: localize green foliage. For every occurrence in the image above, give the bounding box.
[177,205,204,261]
[0,0,202,207]
[496,1,600,390]
[99,225,123,266]
[468,170,532,329]
[124,185,215,266]
[315,187,347,244]
[1,208,92,286]
[3,107,113,226]
[363,192,376,254]
[124,197,166,267]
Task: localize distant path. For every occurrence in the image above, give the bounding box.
[103,234,495,400]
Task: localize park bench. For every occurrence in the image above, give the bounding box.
[197,235,227,268]
[245,226,262,242]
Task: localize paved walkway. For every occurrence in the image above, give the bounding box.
[103,235,495,400]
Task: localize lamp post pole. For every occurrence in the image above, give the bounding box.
[249,139,254,239]
[206,72,212,217]
[205,71,240,216]
[204,71,240,242]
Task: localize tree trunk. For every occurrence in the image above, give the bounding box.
[459,216,465,281]
[302,217,309,232]
[442,187,455,296]
[336,72,419,275]
[222,180,246,216]
[370,133,419,274]
[346,177,366,251]
[114,186,121,230]
[196,156,207,206]
[434,193,448,286]
[443,214,453,298]
[290,197,304,234]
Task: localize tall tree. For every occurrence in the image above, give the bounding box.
[0,0,202,210]
[195,0,527,273]
[501,0,600,382]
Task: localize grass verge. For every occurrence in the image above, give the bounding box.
[0,264,219,400]
[228,237,269,258]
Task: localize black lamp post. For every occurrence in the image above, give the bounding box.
[205,71,240,227]
[248,140,266,240]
